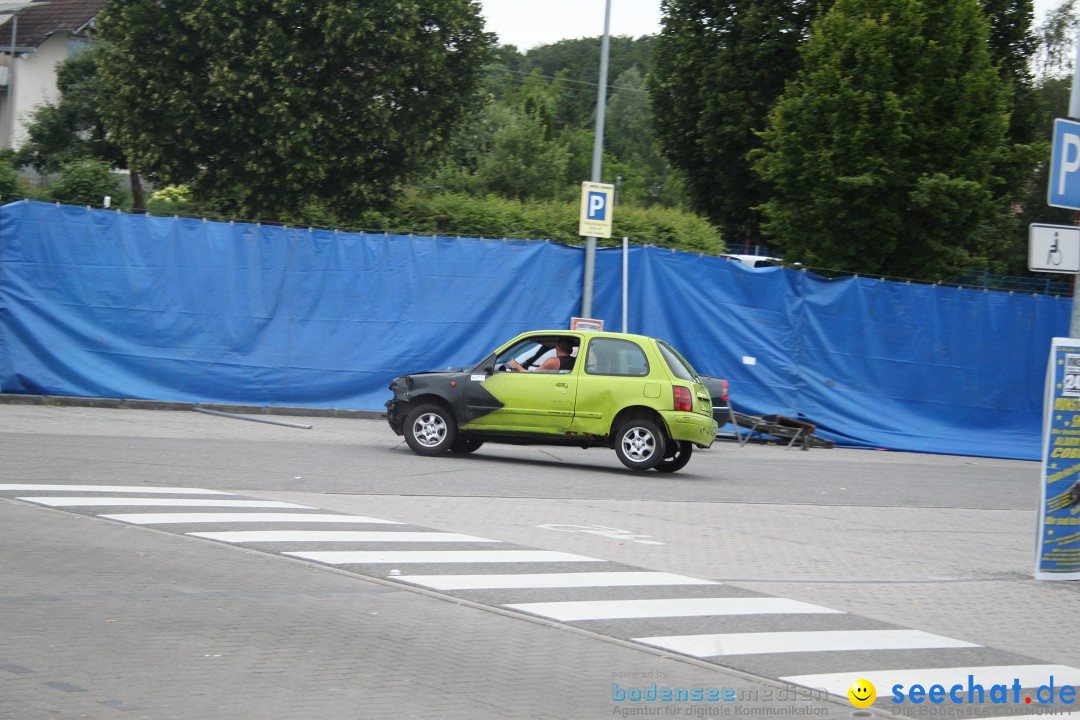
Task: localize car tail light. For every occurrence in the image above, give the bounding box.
[674,386,693,412]
[720,379,729,403]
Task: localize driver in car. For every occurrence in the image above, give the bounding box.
[508,338,576,372]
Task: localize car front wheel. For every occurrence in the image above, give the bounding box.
[403,404,457,456]
[614,418,666,471]
[655,441,693,473]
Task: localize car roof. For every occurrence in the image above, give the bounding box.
[512,330,659,343]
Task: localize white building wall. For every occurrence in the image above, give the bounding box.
[12,33,69,149]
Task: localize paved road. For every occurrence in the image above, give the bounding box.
[0,404,1030,509]
[1,405,1078,720]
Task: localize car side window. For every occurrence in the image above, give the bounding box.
[494,341,537,369]
[656,341,698,382]
[495,338,575,372]
[585,338,649,377]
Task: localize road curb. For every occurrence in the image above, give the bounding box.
[0,393,385,420]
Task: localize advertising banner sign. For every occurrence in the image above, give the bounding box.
[570,317,604,331]
[1036,337,1080,580]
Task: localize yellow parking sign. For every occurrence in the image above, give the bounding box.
[579,182,614,238]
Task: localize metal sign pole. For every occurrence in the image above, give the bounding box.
[621,236,628,333]
[582,0,611,318]
[1073,259,1080,338]
[1067,36,1080,336]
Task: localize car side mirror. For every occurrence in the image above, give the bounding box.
[484,365,494,374]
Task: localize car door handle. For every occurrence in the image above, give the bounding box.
[555,382,568,388]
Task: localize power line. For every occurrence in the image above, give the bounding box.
[485,66,649,96]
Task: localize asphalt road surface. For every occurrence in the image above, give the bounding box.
[1,404,1077,720]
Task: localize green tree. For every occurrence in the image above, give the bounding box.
[988,0,1080,277]
[0,157,27,198]
[415,35,683,216]
[650,0,831,247]
[474,106,571,202]
[1014,74,1075,274]
[511,36,655,134]
[17,47,146,210]
[46,158,127,207]
[753,0,1010,279]
[605,68,681,207]
[978,0,1044,267]
[18,50,104,173]
[982,0,1038,83]
[424,94,572,203]
[96,0,492,222]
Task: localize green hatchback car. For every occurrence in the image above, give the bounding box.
[385,331,718,472]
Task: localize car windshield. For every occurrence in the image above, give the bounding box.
[656,340,699,382]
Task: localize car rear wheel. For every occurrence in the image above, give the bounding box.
[449,436,484,454]
[614,418,667,471]
[655,441,693,473]
[403,404,457,456]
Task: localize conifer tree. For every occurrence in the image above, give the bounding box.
[753,0,1009,278]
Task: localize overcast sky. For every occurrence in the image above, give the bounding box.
[479,0,1062,52]
[478,0,662,50]
[1035,0,1058,25]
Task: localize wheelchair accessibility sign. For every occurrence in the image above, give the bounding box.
[579,181,615,238]
[1029,224,1080,274]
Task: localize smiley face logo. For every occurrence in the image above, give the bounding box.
[848,678,876,708]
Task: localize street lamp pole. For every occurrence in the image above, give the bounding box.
[581,0,611,318]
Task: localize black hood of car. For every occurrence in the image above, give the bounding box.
[404,365,474,376]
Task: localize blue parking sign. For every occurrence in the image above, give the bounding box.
[1049,118,1080,210]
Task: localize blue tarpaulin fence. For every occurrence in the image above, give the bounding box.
[0,200,1069,460]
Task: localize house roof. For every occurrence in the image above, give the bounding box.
[3,0,106,50]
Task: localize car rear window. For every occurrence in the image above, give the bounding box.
[656,341,698,382]
[585,338,649,377]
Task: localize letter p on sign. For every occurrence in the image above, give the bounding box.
[588,192,607,220]
[578,181,615,238]
[1049,118,1080,210]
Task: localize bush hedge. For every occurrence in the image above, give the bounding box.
[366,190,725,254]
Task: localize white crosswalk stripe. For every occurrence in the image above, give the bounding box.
[18,497,314,508]
[506,597,843,621]
[397,572,719,590]
[283,550,600,564]
[101,512,402,525]
[0,484,233,494]
[635,629,979,657]
[189,531,500,543]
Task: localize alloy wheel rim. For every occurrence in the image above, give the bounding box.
[621,427,656,463]
[413,413,447,447]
